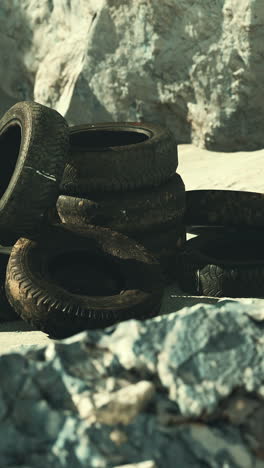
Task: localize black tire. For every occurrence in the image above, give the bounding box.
[60,122,178,194]
[0,251,18,321]
[185,190,264,232]
[186,225,264,237]
[5,224,165,338]
[134,224,187,281]
[57,174,185,234]
[135,223,186,259]
[0,101,69,245]
[178,233,264,297]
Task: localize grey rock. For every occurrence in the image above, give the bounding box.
[0,300,264,467]
[74,380,156,425]
[0,0,263,150]
[87,300,264,415]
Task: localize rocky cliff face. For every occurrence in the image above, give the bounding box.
[0,0,263,151]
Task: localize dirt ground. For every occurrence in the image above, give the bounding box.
[1,144,263,354]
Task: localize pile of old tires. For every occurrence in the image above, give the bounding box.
[1,100,262,337]
[0,101,186,338]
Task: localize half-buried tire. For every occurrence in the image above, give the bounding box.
[0,101,69,245]
[60,122,178,194]
[5,224,165,338]
[178,232,264,298]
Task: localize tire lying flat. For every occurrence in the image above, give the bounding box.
[185,190,264,234]
[60,122,178,194]
[186,225,264,237]
[5,224,165,338]
[0,101,69,245]
[57,173,185,234]
[178,232,264,298]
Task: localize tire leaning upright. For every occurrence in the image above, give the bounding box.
[0,101,69,245]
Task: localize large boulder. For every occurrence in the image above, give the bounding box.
[0,0,263,151]
[0,299,264,467]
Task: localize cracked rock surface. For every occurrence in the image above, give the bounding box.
[0,0,263,150]
[1,300,264,467]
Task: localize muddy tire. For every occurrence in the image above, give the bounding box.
[60,122,178,194]
[5,224,165,338]
[0,101,69,245]
[57,174,185,234]
[178,233,264,297]
[185,190,264,233]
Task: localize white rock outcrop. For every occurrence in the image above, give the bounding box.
[0,0,263,151]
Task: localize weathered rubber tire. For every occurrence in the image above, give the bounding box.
[186,225,264,237]
[134,224,187,281]
[0,101,69,245]
[0,252,18,321]
[5,224,165,338]
[178,233,264,298]
[134,223,186,260]
[185,190,264,232]
[60,122,178,194]
[57,174,185,234]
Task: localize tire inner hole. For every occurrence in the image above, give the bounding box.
[201,238,264,261]
[48,251,125,296]
[70,129,149,149]
[0,124,21,198]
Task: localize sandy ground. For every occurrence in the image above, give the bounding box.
[0,144,263,354]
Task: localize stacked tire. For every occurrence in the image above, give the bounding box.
[57,122,186,280]
[179,189,264,298]
[0,104,167,338]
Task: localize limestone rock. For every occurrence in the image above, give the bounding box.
[0,299,264,467]
[0,0,263,151]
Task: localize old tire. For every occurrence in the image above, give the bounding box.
[60,122,178,194]
[0,101,69,245]
[0,251,18,321]
[178,233,264,298]
[185,190,264,232]
[5,224,165,338]
[57,174,185,234]
[134,224,187,281]
[186,225,264,237]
